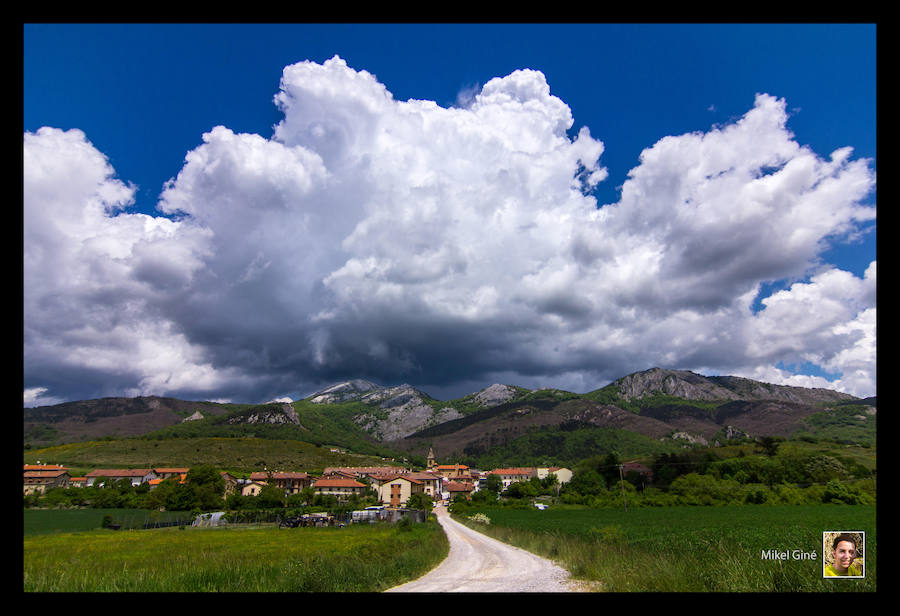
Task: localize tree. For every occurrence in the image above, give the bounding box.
[470,488,496,503]
[599,453,623,488]
[299,486,316,506]
[167,482,200,511]
[91,486,123,508]
[257,484,285,509]
[757,436,784,457]
[540,473,559,492]
[225,492,246,510]
[144,476,180,510]
[406,492,433,513]
[484,473,503,494]
[505,480,538,499]
[565,469,606,497]
[185,465,225,496]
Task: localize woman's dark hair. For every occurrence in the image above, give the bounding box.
[832,533,857,551]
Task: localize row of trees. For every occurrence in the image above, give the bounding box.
[453,447,875,511]
[556,475,875,508]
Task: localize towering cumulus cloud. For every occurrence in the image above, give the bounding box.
[24,56,876,405]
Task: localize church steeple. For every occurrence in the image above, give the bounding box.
[426,447,436,470]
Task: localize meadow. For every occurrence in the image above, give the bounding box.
[24,517,449,592]
[454,504,876,592]
[23,508,193,535]
[22,436,394,477]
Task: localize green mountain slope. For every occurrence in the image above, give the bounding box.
[24,368,873,470]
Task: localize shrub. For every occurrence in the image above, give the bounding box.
[822,480,874,505]
[468,513,491,525]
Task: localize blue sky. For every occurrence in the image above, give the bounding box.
[23,23,877,404]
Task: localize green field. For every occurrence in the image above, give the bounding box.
[23,508,194,535]
[22,436,395,476]
[454,504,876,592]
[24,517,449,592]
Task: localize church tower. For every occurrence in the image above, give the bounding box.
[426,447,436,470]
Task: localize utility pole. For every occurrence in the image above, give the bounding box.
[618,464,628,512]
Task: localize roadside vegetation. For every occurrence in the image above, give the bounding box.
[452,504,875,592]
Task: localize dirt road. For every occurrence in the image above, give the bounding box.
[385,505,583,592]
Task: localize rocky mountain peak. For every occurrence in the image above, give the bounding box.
[615,368,739,402]
[472,384,518,407]
[306,379,383,404]
[614,367,857,406]
[226,403,300,426]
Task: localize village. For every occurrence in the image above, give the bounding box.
[23,447,578,515]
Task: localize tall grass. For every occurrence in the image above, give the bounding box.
[455,505,875,592]
[24,521,448,592]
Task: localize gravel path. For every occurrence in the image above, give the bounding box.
[385,505,584,593]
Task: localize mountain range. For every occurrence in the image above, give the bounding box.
[24,368,875,465]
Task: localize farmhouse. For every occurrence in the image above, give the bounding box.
[445,480,476,501]
[23,464,71,494]
[404,472,443,500]
[313,478,368,501]
[486,467,573,491]
[374,474,425,507]
[322,466,408,478]
[536,467,572,484]
[488,467,535,489]
[220,471,239,496]
[241,480,266,497]
[434,463,472,481]
[249,471,313,494]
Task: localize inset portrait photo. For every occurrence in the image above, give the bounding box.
[823,531,865,578]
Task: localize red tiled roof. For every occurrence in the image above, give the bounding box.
[406,472,441,481]
[490,468,533,476]
[323,466,406,476]
[154,468,190,474]
[250,472,309,480]
[382,475,423,484]
[24,464,69,471]
[24,470,69,478]
[85,469,152,477]
[446,481,474,491]
[314,478,366,488]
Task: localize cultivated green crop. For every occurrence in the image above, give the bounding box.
[455,504,875,592]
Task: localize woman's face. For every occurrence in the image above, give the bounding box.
[832,540,857,572]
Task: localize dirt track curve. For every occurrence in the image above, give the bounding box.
[385,505,585,593]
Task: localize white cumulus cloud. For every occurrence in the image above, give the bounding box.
[24,57,876,404]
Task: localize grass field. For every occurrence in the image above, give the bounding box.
[23,508,196,535]
[24,518,449,592]
[22,436,394,477]
[454,504,876,592]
